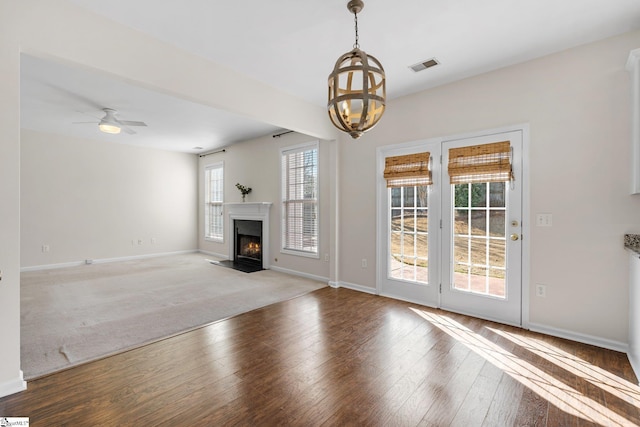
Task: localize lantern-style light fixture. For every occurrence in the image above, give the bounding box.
[328,0,386,139]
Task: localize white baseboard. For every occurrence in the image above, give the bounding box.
[328,281,340,288]
[198,250,228,259]
[528,322,628,353]
[628,350,640,385]
[335,281,377,295]
[378,291,438,309]
[269,265,329,284]
[20,250,199,272]
[0,371,26,398]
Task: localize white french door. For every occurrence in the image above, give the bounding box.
[441,131,522,326]
[377,140,441,307]
[378,129,524,326]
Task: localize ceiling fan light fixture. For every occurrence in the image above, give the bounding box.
[328,0,386,139]
[98,122,121,134]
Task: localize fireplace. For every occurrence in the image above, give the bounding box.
[209,202,272,273]
[234,219,262,270]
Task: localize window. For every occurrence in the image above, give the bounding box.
[205,162,224,241]
[281,142,318,256]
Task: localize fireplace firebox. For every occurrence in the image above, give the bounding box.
[234,219,263,270]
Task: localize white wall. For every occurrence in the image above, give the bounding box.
[199,132,333,281]
[0,0,334,397]
[21,130,198,268]
[338,30,640,346]
[0,2,25,398]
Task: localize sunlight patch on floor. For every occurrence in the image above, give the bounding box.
[488,326,640,407]
[410,308,636,426]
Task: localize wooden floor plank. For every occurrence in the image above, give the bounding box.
[1,287,639,426]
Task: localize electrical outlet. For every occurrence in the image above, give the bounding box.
[324,253,329,262]
[138,239,143,245]
[42,244,50,253]
[535,213,553,227]
[151,238,157,244]
[536,284,547,298]
[361,258,367,268]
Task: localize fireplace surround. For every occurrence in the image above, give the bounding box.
[225,202,272,271]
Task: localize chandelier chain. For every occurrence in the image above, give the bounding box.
[353,11,359,49]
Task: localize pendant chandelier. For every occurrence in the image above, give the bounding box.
[328,0,386,139]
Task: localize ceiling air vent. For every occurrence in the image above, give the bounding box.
[409,58,439,72]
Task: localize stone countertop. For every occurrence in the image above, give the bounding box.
[625,234,640,256]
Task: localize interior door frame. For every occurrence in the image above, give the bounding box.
[376,124,530,329]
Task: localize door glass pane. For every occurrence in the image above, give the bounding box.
[389,186,428,284]
[471,183,487,207]
[403,209,416,232]
[455,210,469,234]
[454,184,468,207]
[452,182,505,298]
[454,236,469,263]
[391,187,401,207]
[489,210,505,237]
[416,186,428,208]
[453,266,470,291]
[404,187,415,207]
[417,234,428,259]
[489,182,505,207]
[471,211,486,235]
[391,209,401,231]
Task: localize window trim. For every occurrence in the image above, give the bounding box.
[280,141,320,258]
[204,161,224,242]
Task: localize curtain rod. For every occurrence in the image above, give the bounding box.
[273,130,294,138]
[198,148,226,157]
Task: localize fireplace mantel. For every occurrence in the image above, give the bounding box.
[225,202,272,269]
[224,202,273,213]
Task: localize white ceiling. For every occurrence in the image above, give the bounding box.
[20,0,640,153]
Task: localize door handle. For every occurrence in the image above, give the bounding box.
[510,233,519,241]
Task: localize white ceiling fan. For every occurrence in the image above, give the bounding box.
[74,108,147,135]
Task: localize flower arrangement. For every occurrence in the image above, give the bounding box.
[236,183,252,201]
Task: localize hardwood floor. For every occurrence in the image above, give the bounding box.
[1,287,639,426]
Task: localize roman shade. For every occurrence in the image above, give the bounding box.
[383,152,432,187]
[448,141,512,184]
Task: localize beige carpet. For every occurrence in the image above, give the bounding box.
[21,253,326,379]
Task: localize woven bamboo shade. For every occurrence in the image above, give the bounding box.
[383,152,431,188]
[448,141,512,184]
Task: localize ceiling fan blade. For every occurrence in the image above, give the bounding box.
[72,121,99,124]
[121,126,136,135]
[43,83,105,111]
[118,120,147,127]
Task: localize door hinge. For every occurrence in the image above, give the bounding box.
[440,219,442,229]
[439,283,442,293]
[439,155,442,165]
